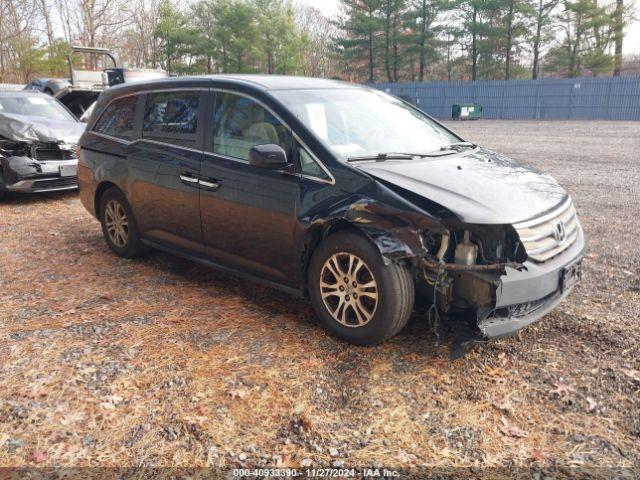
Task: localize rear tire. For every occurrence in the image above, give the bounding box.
[308,231,414,345]
[98,187,148,258]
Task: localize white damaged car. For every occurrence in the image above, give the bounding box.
[0,91,85,198]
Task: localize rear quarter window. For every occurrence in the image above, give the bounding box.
[92,95,138,140]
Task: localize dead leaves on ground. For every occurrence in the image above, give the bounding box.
[498,417,529,439]
[585,397,598,412]
[491,396,513,414]
[550,383,576,397]
[28,450,47,463]
[99,394,124,411]
[622,368,640,384]
[227,387,250,401]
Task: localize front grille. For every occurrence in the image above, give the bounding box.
[33,145,77,161]
[513,197,579,263]
[33,176,78,189]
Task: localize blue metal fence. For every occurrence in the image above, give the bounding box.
[372,75,640,120]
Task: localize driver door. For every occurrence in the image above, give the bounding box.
[199,90,300,285]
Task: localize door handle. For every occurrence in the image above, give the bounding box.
[180,174,199,186]
[199,179,221,191]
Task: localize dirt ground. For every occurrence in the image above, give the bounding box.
[1,120,639,476]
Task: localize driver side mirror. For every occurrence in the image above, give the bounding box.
[249,144,288,169]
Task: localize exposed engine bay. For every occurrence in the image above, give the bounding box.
[420,223,527,315]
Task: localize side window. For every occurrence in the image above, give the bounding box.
[143,91,200,148]
[93,96,138,140]
[299,146,329,180]
[212,92,292,161]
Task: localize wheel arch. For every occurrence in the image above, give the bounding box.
[301,220,371,295]
[305,221,416,344]
[301,216,423,294]
[94,181,119,220]
[301,188,448,288]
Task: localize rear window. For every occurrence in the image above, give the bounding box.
[93,96,138,140]
[142,91,200,148]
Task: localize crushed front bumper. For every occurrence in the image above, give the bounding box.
[0,156,78,193]
[477,223,585,339]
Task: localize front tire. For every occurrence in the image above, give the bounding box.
[98,187,148,258]
[308,231,414,345]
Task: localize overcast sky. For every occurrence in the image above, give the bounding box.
[299,0,640,55]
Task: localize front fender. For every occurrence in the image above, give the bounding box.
[308,181,449,265]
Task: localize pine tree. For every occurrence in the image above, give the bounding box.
[381,0,406,82]
[544,0,614,77]
[612,0,623,76]
[532,0,561,79]
[502,0,534,79]
[335,0,384,82]
[404,0,448,81]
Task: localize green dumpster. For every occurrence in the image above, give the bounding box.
[452,103,482,120]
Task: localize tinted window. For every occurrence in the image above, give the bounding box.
[212,92,292,161]
[93,96,137,140]
[143,91,200,147]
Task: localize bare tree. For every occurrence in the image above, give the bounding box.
[46,0,132,69]
[36,0,56,49]
[54,0,74,42]
[0,0,37,82]
[120,0,163,68]
[77,0,130,47]
[295,4,339,77]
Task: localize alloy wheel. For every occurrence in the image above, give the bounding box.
[104,200,129,248]
[319,252,378,327]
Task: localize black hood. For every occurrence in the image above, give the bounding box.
[355,148,567,225]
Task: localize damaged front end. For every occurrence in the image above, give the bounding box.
[419,224,528,337]
[0,137,79,193]
[348,149,586,348]
[312,179,584,349]
[0,111,83,194]
[420,216,584,349]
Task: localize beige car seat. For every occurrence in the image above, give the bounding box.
[243,104,279,145]
[214,103,281,159]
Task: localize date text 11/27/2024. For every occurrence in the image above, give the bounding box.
[232,467,402,477]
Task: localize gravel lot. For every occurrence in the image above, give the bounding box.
[1,120,639,474]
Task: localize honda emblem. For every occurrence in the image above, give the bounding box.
[553,222,566,242]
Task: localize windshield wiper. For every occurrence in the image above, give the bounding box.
[347,152,417,162]
[347,144,477,162]
[347,150,459,162]
[440,141,477,151]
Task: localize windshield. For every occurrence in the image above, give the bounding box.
[0,95,76,122]
[272,88,460,158]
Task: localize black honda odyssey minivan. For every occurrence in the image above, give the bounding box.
[78,75,584,345]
